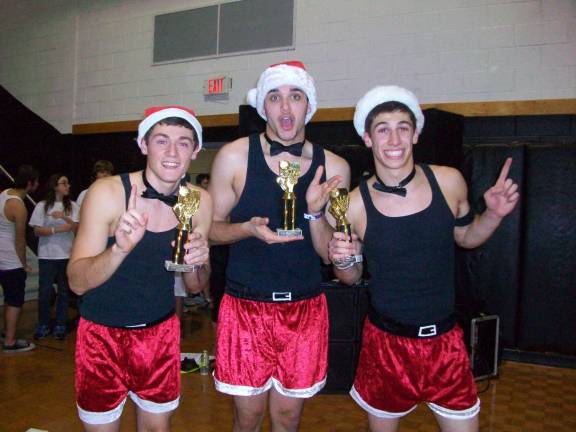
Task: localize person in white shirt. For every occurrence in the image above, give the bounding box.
[1,165,39,352]
[29,173,79,340]
[76,160,114,209]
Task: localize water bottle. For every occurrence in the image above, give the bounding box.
[200,350,209,375]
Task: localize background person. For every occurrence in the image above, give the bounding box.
[29,173,79,340]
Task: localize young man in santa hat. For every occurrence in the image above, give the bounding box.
[328,85,520,432]
[68,106,212,430]
[209,61,350,431]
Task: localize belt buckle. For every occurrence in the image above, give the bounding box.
[418,324,437,337]
[272,292,292,302]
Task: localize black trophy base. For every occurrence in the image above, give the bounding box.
[276,228,303,237]
[165,260,200,272]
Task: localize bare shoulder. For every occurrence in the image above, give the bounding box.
[324,149,351,182]
[348,186,366,232]
[4,195,27,220]
[324,149,349,169]
[349,186,363,207]
[83,175,126,221]
[429,164,467,197]
[215,136,250,163]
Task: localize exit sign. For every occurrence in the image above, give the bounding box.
[204,76,232,95]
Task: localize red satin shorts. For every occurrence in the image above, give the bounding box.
[214,293,328,398]
[75,315,180,424]
[351,318,480,419]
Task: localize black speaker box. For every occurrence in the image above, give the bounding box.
[322,342,359,394]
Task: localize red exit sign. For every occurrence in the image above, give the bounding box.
[204,76,232,95]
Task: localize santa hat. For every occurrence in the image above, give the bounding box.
[137,105,203,151]
[353,85,425,137]
[246,61,317,124]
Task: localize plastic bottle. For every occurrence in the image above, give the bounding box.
[200,350,209,375]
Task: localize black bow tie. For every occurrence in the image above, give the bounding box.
[141,171,189,206]
[265,133,304,157]
[373,166,417,197]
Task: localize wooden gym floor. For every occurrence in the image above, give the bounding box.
[1,301,575,432]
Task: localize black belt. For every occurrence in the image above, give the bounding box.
[225,284,322,303]
[120,309,175,329]
[368,308,455,338]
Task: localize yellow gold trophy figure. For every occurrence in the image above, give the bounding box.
[276,160,302,237]
[329,188,363,269]
[165,185,201,272]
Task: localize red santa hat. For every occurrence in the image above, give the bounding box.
[353,85,425,137]
[246,61,317,124]
[137,105,203,151]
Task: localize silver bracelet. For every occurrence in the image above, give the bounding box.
[333,254,363,270]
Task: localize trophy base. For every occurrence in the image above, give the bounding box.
[165,260,200,272]
[276,228,303,237]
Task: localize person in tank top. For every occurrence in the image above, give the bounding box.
[208,61,350,432]
[67,106,212,431]
[0,165,39,352]
[328,86,519,432]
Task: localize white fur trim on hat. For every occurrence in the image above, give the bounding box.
[246,62,317,124]
[353,85,425,136]
[137,107,203,151]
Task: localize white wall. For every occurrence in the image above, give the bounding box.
[0,0,574,134]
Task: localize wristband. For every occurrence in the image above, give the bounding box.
[455,209,475,227]
[333,254,363,270]
[51,227,56,235]
[334,261,355,270]
[304,211,323,221]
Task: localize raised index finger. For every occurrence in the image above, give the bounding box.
[128,184,138,210]
[497,157,513,184]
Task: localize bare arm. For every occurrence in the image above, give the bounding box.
[67,179,147,295]
[306,152,351,263]
[182,187,212,293]
[208,140,303,245]
[451,158,520,249]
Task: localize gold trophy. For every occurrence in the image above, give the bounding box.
[276,160,302,237]
[165,185,201,272]
[329,188,362,269]
[329,188,351,238]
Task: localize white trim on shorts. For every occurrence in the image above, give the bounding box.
[77,392,179,425]
[350,385,416,419]
[351,385,481,420]
[272,376,326,398]
[428,398,480,420]
[77,399,127,425]
[214,375,326,399]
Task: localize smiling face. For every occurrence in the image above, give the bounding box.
[363,110,419,172]
[141,122,199,192]
[263,85,309,144]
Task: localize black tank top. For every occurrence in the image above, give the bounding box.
[79,173,176,327]
[360,164,456,324]
[226,133,326,300]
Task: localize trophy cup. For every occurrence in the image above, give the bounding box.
[329,188,362,269]
[165,185,201,272]
[276,160,302,237]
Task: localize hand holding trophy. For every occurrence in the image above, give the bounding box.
[165,185,201,272]
[329,188,363,269]
[276,160,303,237]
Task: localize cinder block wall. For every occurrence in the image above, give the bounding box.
[0,0,574,133]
